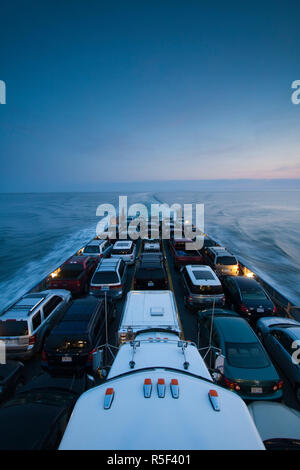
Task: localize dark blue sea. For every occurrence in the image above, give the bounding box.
[0,190,299,311]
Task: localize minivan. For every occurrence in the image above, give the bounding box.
[111,241,137,265]
[203,246,239,277]
[82,239,112,259]
[89,258,127,299]
[181,265,225,310]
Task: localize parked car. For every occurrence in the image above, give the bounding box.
[198,312,283,401]
[256,316,300,402]
[169,238,203,271]
[111,240,137,265]
[0,373,94,450]
[203,246,239,277]
[134,254,168,290]
[200,236,218,254]
[42,297,115,376]
[0,361,25,403]
[46,256,98,295]
[82,239,112,259]
[142,240,161,253]
[89,258,127,299]
[181,265,225,311]
[222,276,276,322]
[248,401,300,450]
[0,290,72,359]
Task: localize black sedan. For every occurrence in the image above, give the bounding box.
[0,373,94,450]
[222,276,276,322]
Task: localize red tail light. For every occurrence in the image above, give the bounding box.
[87,348,96,362]
[110,284,121,290]
[273,305,277,313]
[240,304,249,313]
[29,334,37,345]
[41,350,48,362]
[223,377,240,391]
[164,279,168,287]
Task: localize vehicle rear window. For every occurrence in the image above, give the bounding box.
[56,266,84,279]
[53,321,89,335]
[226,342,270,369]
[216,256,237,265]
[136,267,165,280]
[47,336,89,352]
[190,285,223,295]
[83,246,99,254]
[240,286,268,301]
[0,320,28,337]
[112,247,133,255]
[92,271,119,284]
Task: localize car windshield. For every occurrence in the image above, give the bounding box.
[0,320,28,337]
[216,256,237,265]
[83,246,99,254]
[92,271,119,284]
[226,342,270,368]
[240,286,268,301]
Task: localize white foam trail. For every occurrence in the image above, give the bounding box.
[0,225,96,312]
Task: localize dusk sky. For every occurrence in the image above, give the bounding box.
[0,0,300,192]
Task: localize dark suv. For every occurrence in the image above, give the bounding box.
[42,297,115,375]
[134,255,168,289]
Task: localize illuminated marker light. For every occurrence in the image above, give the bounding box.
[208,389,220,412]
[104,388,114,409]
[157,378,166,398]
[144,378,152,398]
[170,379,179,399]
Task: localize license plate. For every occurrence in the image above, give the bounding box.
[257,308,264,313]
[62,356,72,362]
[101,286,110,291]
[148,281,154,287]
[251,387,263,394]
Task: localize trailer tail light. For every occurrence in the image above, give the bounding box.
[209,389,220,412]
[144,378,152,398]
[119,333,127,344]
[104,388,114,409]
[29,334,37,345]
[157,378,166,398]
[170,379,179,399]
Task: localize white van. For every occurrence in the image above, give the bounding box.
[111,241,137,265]
[118,290,182,343]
